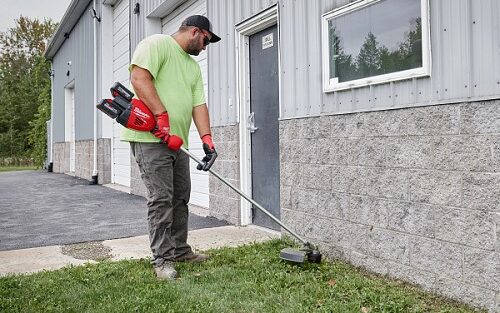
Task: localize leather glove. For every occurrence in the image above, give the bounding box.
[152,111,170,140]
[197,134,217,171]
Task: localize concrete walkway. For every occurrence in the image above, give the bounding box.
[0,225,279,276]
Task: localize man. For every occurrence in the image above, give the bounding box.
[121,15,221,280]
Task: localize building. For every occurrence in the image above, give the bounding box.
[45,0,500,311]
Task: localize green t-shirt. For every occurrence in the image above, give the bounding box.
[121,34,205,147]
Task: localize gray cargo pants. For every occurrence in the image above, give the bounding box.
[130,142,192,266]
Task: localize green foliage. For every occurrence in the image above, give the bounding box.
[331,18,423,83]
[356,32,382,78]
[0,240,483,313]
[27,55,52,167]
[0,16,56,166]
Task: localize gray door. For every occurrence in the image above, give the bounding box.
[249,25,280,230]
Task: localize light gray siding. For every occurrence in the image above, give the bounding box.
[208,0,278,126]
[130,1,186,56]
[208,0,500,125]
[130,0,284,126]
[130,0,188,53]
[52,1,97,142]
[130,0,145,51]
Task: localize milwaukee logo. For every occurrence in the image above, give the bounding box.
[133,107,149,119]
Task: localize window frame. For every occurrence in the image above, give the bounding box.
[321,0,431,92]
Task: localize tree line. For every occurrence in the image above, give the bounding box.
[0,17,56,167]
[330,17,422,83]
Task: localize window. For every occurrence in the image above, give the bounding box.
[321,0,430,92]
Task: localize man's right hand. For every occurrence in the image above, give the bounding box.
[153,112,170,140]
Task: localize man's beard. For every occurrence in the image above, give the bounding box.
[185,39,202,56]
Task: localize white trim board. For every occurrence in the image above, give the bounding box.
[235,5,279,226]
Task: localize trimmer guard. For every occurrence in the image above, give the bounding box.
[279,248,307,264]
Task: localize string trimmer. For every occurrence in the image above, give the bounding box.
[97,82,322,264]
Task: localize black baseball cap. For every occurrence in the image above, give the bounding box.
[182,15,221,43]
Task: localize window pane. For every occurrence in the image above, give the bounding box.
[329,0,422,83]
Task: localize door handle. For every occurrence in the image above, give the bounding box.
[248,112,259,133]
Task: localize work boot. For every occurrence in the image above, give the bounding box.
[154,261,177,280]
[175,253,210,263]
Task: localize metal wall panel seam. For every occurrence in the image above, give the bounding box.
[217,0,224,126]
[309,0,322,116]
[222,0,229,125]
[295,0,307,117]
[319,0,327,113]
[456,0,468,99]
[304,0,312,116]
[465,0,473,99]
[214,0,222,126]
[279,0,287,117]
[431,0,442,104]
[496,0,500,94]
[476,0,493,96]
[288,0,298,117]
[228,0,238,124]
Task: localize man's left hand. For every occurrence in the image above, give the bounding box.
[197,134,217,171]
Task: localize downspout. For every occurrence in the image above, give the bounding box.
[48,64,55,172]
[90,1,101,185]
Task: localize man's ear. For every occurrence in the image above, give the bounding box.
[191,27,198,37]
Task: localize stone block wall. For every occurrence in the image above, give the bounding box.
[209,125,241,225]
[75,140,93,180]
[97,138,111,184]
[280,100,499,312]
[53,142,70,173]
[52,139,112,185]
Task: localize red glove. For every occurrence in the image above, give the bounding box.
[201,134,215,150]
[197,134,217,171]
[151,111,184,151]
[153,112,170,140]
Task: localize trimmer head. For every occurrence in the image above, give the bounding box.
[279,246,322,264]
[280,248,307,263]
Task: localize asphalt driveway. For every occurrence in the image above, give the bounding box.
[0,170,227,251]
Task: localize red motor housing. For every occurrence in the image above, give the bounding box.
[117,98,157,132]
[97,82,184,151]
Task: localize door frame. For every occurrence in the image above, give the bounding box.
[235,5,280,226]
[64,80,75,173]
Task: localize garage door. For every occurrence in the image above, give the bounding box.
[112,0,131,187]
[161,0,209,208]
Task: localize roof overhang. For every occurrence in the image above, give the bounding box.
[44,0,93,60]
[102,0,119,5]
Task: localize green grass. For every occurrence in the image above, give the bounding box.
[0,166,37,172]
[0,240,482,313]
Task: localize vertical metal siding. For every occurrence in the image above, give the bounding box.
[113,0,131,83]
[300,0,500,118]
[206,0,500,124]
[52,2,96,142]
[294,0,310,117]
[208,0,277,126]
[130,0,142,53]
[495,0,500,95]
[208,0,240,126]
